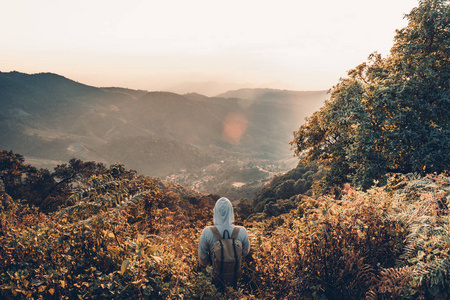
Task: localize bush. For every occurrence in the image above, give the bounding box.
[241,187,406,299]
[2,158,450,299]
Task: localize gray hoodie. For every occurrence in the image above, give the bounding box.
[198,197,250,266]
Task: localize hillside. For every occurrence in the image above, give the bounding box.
[1,148,450,299]
[1,1,449,299]
[0,71,326,193]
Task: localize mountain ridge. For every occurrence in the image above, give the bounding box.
[0,71,327,196]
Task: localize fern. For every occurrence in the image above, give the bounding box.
[385,174,450,297]
[367,266,413,299]
[56,173,156,225]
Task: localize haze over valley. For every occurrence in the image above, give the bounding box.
[2,1,450,298]
[0,71,326,199]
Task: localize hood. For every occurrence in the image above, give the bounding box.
[213,197,235,225]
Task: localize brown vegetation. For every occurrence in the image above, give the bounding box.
[1,150,449,299]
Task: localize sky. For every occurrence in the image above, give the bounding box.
[2,0,419,95]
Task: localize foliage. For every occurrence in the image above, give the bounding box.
[240,173,450,299]
[2,147,450,299]
[0,150,110,213]
[242,185,406,299]
[0,149,60,212]
[291,0,450,189]
[53,158,106,190]
[0,161,242,299]
[240,161,324,220]
[372,173,450,299]
[1,3,450,298]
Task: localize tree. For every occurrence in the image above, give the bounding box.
[291,0,450,189]
[50,158,106,194]
[0,150,39,199]
[0,150,109,212]
[0,149,61,211]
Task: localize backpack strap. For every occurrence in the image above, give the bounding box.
[231,226,240,239]
[210,226,240,240]
[209,226,225,279]
[232,233,239,288]
[209,226,222,241]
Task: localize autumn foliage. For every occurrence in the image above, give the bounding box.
[291,0,450,189]
[1,148,450,299]
[1,1,450,299]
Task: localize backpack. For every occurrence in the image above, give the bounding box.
[209,226,243,285]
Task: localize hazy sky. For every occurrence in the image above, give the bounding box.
[2,0,418,94]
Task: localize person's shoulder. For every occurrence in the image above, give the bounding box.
[234,225,247,230]
[200,226,212,235]
[234,225,248,235]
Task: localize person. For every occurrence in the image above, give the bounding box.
[198,197,250,289]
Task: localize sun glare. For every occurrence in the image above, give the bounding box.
[222,112,249,144]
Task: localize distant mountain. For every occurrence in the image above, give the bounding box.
[216,88,328,157]
[101,87,149,99]
[165,81,256,97]
[216,88,327,99]
[0,71,327,188]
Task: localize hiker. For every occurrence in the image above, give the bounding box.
[198,197,250,289]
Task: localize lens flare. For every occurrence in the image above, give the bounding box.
[222,112,248,144]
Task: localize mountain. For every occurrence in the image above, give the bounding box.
[165,81,255,97]
[216,88,327,156]
[0,71,327,195]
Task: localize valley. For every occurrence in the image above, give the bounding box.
[0,71,327,198]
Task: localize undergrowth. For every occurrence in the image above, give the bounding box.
[1,171,449,299]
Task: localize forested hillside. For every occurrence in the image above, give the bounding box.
[291,0,450,190]
[1,0,449,299]
[0,71,326,200]
[0,72,325,176]
[1,149,450,299]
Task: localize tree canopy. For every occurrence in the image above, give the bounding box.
[291,0,450,189]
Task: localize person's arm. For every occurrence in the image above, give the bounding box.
[240,227,250,257]
[198,228,211,266]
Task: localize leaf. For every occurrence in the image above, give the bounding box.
[444,237,450,245]
[418,251,425,260]
[357,229,365,238]
[151,255,163,263]
[121,259,130,274]
[49,288,55,295]
[31,279,44,286]
[143,286,153,296]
